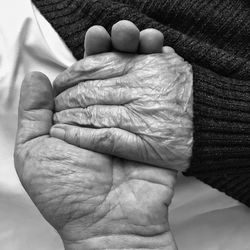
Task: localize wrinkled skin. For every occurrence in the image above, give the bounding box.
[14,73,178,249]
[52,48,193,171]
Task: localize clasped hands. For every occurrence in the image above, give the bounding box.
[14,21,193,250]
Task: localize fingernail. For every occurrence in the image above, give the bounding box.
[50,127,65,140]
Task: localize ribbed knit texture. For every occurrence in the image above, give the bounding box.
[32,0,250,206]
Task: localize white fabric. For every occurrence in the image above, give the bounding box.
[0,0,249,249]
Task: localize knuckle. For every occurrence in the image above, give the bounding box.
[77,83,86,107]
[85,105,98,125]
[97,128,111,144]
[96,128,116,151]
[105,128,118,154]
[85,105,94,120]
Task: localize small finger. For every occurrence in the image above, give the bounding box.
[162,46,175,54]
[161,46,186,67]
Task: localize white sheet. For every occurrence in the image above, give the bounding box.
[0,0,249,249]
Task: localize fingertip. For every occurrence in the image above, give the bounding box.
[84,25,111,57]
[20,72,53,111]
[139,29,164,54]
[162,46,175,54]
[111,20,140,53]
[22,71,50,89]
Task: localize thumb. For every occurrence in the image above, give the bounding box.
[15,72,54,147]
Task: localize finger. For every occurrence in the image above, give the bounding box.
[54,105,136,132]
[54,101,184,135]
[84,25,111,57]
[53,53,131,95]
[50,124,179,170]
[162,46,175,54]
[55,79,140,111]
[50,124,146,163]
[111,20,140,53]
[15,72,54,147]
[139,29,164,54]
[162,46,186,67]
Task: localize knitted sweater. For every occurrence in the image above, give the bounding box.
[32,0,250,207]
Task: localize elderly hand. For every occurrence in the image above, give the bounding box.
[14,72,178,250]
[51,48,193,172]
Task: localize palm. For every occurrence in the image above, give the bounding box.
[17,134,177,245]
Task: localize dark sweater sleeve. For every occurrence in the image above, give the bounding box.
[32,0,250,206]
[185,65,250,207]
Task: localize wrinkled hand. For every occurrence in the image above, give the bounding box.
[52,48,193,171]
[14,72,178,250]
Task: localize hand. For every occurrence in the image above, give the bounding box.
[14,72,178,249]
[52,48,193,172]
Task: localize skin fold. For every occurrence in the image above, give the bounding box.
[14,21,181,249]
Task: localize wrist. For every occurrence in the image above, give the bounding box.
[63,232,177,250]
